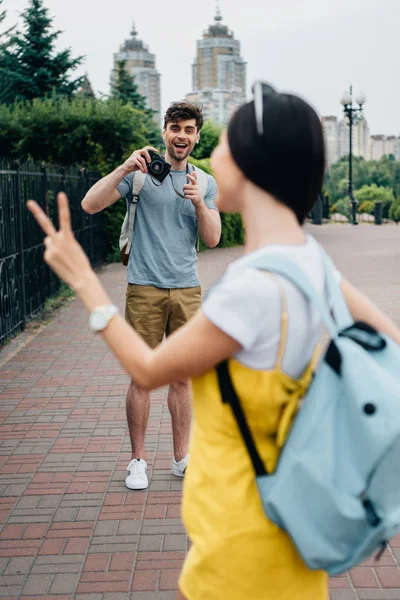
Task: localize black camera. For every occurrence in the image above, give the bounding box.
[147,150,171,183]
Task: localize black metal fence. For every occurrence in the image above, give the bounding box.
[0,160,107,346]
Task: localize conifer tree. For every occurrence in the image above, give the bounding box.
[110,60,146,110]
[0,0,83,104]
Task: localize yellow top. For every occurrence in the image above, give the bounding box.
[179,277,328,600]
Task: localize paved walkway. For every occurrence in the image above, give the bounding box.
[1,224,400,600]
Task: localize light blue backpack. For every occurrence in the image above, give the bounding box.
[217,245,400,576]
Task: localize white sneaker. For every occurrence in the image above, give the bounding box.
[125,458,148,490]
[171,454,189,478]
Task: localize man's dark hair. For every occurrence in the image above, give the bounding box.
[164,101,204,131]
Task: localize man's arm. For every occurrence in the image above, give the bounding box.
[195,203,221,248]
[184,172,221,248]
[81,165,126,214]
[81,145,158,215]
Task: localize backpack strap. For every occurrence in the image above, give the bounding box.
[217,247,353,479]
[216,360,268,477]
[125,171,146,254]
[188,165,209,251]
[189,164,209,199]
[246,253,353,339]
[318,247,353,331]
[264,272,289,369]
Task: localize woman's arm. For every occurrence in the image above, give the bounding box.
[103,309,240,390]
[73,270,239,389]
[341,278,400,345]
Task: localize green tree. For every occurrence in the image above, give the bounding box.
[111,60,145,109]
[0,0,15,40]
[110,60,161,148]
[324,155,400,217]
[0,0,83,104]
[192,120,222,160]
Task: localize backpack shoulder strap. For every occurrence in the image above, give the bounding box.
[317,245,353,330]
[131,170,146,199]
[124,171,146,254]
[190,165,209,198]
[246,253,350,338]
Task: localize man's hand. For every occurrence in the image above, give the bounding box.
[183,172,203,208]
[122,146,158,175]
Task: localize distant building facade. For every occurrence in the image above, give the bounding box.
[322,116,339,167]
[322,115,371,167]
[186,5,246,125]
[112,23,161,124]
[369,135,400,160]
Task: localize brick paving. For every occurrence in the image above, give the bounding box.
[0,223,400,600]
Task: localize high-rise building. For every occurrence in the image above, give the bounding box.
[370,135,386,161]
[322,116,339,168]
[395,138,400,162]
[322,116,371,167]
[385,136,398,158]
[353,119,370,159]
[369,135,400,160]
[186,3,246,125]
[112,23,161,124]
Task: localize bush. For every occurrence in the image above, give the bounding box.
[189,158,244,251]
[358,201,374,214]
[0,96,151,173]
[219,213,244,248]
[191,121,222,160]
[355,184,394,220]
[188,157,212,174]
[389,199,400,223]
[331,199,351,220]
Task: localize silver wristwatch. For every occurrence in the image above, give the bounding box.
[88,304,119,332]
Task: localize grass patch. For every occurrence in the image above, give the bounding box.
[25,283,76,329]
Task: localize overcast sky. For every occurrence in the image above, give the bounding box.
[3,0,399,135]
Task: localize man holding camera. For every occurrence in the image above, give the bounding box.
[82,101,221,490]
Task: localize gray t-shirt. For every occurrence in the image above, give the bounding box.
[117,166,218,288]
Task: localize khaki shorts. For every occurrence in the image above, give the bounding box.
[125,284,202,349]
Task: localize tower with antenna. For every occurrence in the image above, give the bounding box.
[186,1,246,125]
[112,22,161,124]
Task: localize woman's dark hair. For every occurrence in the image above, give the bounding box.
[164,101,204,131]
[227,88,325,224]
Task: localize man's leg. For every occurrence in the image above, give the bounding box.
[167,286,202,474]
[125,285,168,489]
[126,381,150,460]
[167,380,192,463]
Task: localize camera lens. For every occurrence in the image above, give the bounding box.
[152,160,163,174]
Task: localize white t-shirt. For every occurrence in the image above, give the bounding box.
[202,235,340,378]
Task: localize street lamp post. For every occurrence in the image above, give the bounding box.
[340,86,366,225]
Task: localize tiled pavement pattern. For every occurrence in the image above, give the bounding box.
[1,224,400,600]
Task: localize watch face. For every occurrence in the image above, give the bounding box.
[90,311,108,331]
